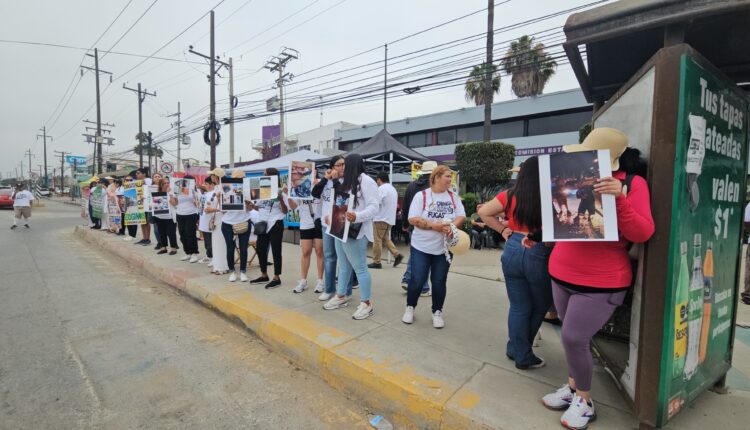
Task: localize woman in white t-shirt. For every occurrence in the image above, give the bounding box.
[322,154,380,320]
[153,178,178,255]
[218,169,256,282]
[204,170,231,275]
[402,165,466,329]
[287,186,324,294]
[170,175,200,263]
[197,178,215,265]
[247,168,289,290]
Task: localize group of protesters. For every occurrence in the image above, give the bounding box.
[81,127,655,430]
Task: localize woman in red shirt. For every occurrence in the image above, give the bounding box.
[541,128,654,430]
[478,156,551,370]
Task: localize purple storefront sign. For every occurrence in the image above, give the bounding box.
[515,146,563,156]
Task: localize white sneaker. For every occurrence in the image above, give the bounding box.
[180,255,191,261]
[402,306,415,324]
[313,279,324,293]
[420,289,432,297]
[229,272,237,282]
[560,394,596,430]
[240,272,248,282]
[198,256,209,264]
[323,295,349,310]
[318,292,333,301]
[293,280,308,293]
[432,310,445,329]
[352,302,373,320]
[189,254,199,263]
[205,258,213,265]
[123,236,133,242]
[542,384,575,410]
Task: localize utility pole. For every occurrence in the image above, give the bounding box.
[123,83,156,169]
[81,48,112,174]
[483,0,495,143]
[229,57,235,168]
[167,103,182,172]
[54,151,68,197]
[384,43,388,131]
[264,47,299,157]
[188,11,230,169]
[36,127,52,187]
[24,150,34,181]
[82,120,114,173]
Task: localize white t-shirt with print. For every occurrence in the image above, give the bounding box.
[408,189,466,255]
[256,193,289,226]
[297,198,322,230]
[198,190,215,232]
[12,190,34,207]
[175,191,198,216]
[320,179,337,221]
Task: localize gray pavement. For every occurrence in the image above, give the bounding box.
[0,202,369,429]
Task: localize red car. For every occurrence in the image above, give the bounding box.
[0,189,13,209]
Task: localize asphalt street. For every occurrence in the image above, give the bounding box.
[0,201,368,429]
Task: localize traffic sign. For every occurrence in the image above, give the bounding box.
[160,162,174,174]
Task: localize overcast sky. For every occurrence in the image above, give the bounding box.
[0,0,603,179]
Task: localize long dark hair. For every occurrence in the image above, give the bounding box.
[342,153,365,208]
[617,148,647,177]
[507,156,542,232]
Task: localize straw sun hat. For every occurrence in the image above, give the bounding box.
[563,127,628,171]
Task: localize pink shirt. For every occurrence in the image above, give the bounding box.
[549,171,655,288]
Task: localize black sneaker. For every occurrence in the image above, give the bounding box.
[516,356,546,370]
[367,263,382,269]
[134,239,146,245]
[264,279,282,289]
[393,254,403,267]
[24,224,30,229]
[10,225,17,230]
[250,276,270,284]
[139,240,151,246]
[154,244,161,250]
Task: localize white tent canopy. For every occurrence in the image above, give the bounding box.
[228,150,329,175]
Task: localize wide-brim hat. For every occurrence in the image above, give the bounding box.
[563,127,628,171]
[230,169,245,179]
[208,167,226,178]
[419,161,438,174]
[449,229,471,256]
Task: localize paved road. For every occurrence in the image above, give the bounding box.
[0,201,368,429]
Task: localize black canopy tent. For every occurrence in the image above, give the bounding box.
[314,129,430,177]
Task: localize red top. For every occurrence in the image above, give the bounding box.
[496,191,529,232]
[549,171,655,288]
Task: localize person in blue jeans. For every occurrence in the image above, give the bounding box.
[478,156,551,369]
[401,243,430,294]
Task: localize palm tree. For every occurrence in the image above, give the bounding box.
[501,35,557,98]
[464,62,501,106]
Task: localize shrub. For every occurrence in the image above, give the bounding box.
[461,192,478,216]
[455,141,515,195]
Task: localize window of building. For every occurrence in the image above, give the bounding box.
[339,141,362,151]
[527,110,592,136]
[437,129,456,146]
[456,126,483,144]
[408,133,429,148]
[299,145,311,151]
[394,135,408,145]
[491,120,525,139]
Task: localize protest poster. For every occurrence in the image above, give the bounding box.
[220,178,245,211]
[539,149,618,241]
[151,192,171,216]
[326,188,352,242]
[107,195,121,232]
[90,187,105,219]
[170,177,195,198]
[123,181,147,225]
[289,161,314,200]
[243,175,278,201]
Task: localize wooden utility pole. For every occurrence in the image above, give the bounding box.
[80,49,112,174]
[483,0,495,142]
[168,102,182,172]
[123,83,156,169]
[36,126,52,187]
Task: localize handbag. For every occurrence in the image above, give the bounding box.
[254,221,268,235]
[232,221,249,235]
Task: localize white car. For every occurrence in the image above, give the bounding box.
[38,188,50,197]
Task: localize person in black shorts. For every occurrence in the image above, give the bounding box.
[288,189,325,294]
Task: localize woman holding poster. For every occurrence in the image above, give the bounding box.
[479,156,550,369]
[540,128,654,430]
[287,189,325,295]
[322,154,379,320]
[248,168,289,290]
[153,178,178,255]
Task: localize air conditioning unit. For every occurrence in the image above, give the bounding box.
[266,96,280,112]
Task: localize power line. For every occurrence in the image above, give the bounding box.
[0,39,206,64]
[100,0,161,60]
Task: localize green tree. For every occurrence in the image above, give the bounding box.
[501,35,557,98]
[455,141,515,201]
[464,62,501,106]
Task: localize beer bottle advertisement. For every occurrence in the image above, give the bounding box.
[657,54,749,425]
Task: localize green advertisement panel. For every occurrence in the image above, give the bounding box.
[658,55,749,425]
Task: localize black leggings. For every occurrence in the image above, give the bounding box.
[155,218,178,249]
[120,216,138,237]
[177,213,199,255]
[203,231,212,258]
[256,220,283,276]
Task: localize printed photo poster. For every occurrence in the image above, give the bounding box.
[326,188,352,242]
[170,177,195,199]
[107,195,121,232]
[151,192,171,216]
[289,161,314,200]
[90,187,106,219]
[220,178,245,211]
[243,176,278,202]
[81,186,91,219]
[539,149,618,241]
[123,182,146,225]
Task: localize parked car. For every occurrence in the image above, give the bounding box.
[0,189,13,209]
[38,187,50,197]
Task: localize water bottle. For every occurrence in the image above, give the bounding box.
[369,415,394,430]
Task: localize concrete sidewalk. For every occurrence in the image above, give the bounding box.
[75,224,750,429]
